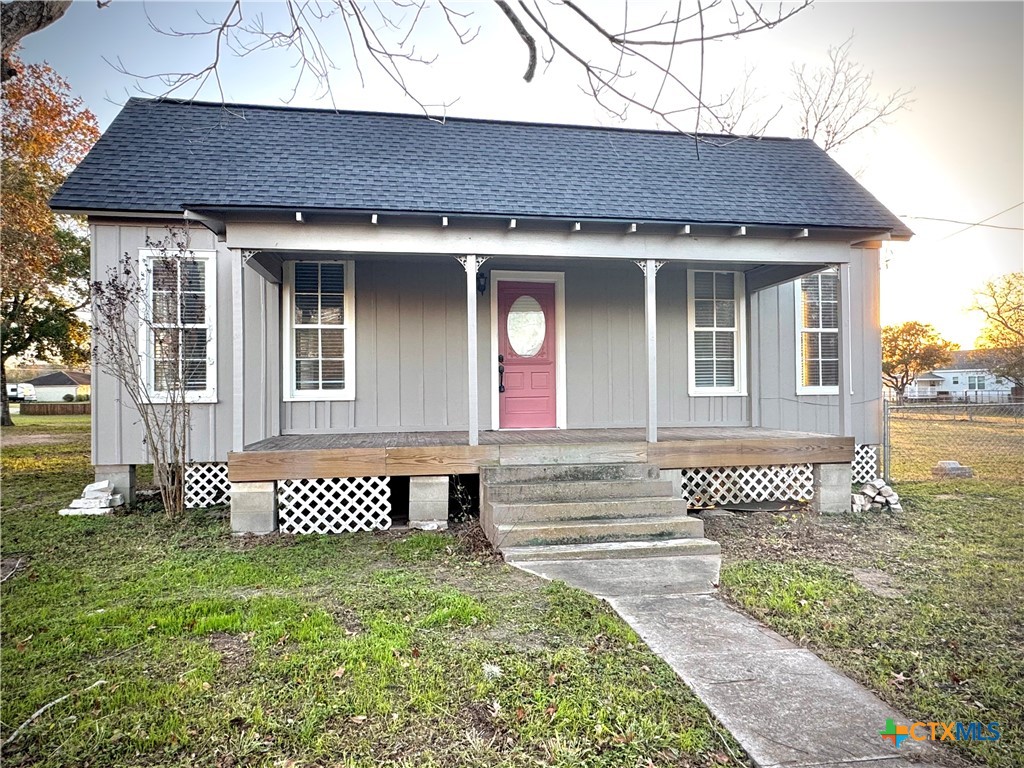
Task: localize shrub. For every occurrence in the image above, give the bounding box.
[63,393,75,402]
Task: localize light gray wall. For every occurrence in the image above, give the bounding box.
[751,247,883,444]
[91,223,882,462]
[91,222,235,465]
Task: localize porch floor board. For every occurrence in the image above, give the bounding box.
[229,427,854,483]
[245,427,827,452]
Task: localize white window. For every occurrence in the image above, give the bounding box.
[140,249,217,403]
[796,270,840,394]
[952,377,959,385]
[687,270,746,395]
[968,375,985,390]
[283,260,355,401]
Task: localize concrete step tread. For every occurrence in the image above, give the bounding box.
[503,537,721,562]
[495,513,698,532]
[489,478,673,494]
[482,462,661,484]
[490,496,685,515]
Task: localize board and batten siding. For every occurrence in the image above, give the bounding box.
[91,222,236,465]
[751,247,883,444]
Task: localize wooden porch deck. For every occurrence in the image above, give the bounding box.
[228,427,854,482]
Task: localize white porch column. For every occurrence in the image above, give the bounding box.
[231,249,247,452]
[637,259,664,443]
[457,255,486,446]
[836,262,853,437]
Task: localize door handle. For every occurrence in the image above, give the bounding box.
[498,354,505,393]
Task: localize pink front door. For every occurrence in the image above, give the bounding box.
[498,280,557,429]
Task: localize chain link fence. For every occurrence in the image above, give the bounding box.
[883,402,1024,483]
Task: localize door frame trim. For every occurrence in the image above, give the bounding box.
[490,270,567,430]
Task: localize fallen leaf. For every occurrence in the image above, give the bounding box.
[515,707,526,722]
[350,715,367,725]
[332,667,346,679]
[713,751,729,764]
[411,647,421,658]
[547,672,556,686]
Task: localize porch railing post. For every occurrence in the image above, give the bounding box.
[231,248,246,452]
[837,261,853,437]
[460,255,481,447]
[638,259,663,444]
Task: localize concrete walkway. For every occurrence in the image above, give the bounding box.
[514,556,951,768]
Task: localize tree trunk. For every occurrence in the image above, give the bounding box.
[0,1,72,81]
[1,359,13,427]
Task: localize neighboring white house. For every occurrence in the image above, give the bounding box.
[24,371,91,402]
[905,350,1015,402]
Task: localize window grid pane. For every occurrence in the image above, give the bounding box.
[149,257,211,395]
[692,271,739,389]
[799,272,839,388]
[291,262,349,394]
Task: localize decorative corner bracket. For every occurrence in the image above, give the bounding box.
[634,259,667,276]
[454,255,489,273]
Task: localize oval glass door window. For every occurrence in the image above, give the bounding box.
[507,296,546,357]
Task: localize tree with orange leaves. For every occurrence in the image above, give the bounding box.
[1,58,99,426]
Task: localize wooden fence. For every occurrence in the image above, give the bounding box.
[20,402,91,416]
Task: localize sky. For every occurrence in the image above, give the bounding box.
[17,0,1024,348]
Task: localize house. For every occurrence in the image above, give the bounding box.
[51,98,910,551]
[24,370,91,402]
[904,350,1015,402]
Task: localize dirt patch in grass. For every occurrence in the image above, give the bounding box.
[1,433,64,447]
[209,632,253,669]
[1,557,29,582]
[849,567,901,598]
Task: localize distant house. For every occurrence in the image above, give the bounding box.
[25,371,91,402]
[905,350,1014,402]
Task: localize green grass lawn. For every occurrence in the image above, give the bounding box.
[707,482,1024,768]
[1,416,744,768]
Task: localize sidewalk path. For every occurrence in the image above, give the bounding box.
[514,556,951,768]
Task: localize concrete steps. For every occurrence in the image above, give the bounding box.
[494,513,704,548]
[503,537,721,563]
[480,459,716,563]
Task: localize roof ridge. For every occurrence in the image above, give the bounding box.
[123,96,808,143]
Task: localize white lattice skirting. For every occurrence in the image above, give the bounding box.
[852,444,880,484]
[278,477,392,534]
[184,463,231,508]
[682,464,815,508]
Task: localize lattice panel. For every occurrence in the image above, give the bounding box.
[681,464,814,508]
[852,444,880,483]
[278,477,391,534]
[184,463,231,508]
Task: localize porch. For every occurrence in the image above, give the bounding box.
[227,426,854,482]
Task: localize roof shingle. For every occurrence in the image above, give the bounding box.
[51,98,910,236]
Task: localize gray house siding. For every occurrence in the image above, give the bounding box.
[91,223,882,463]
[752,247,882,444]
[91,222,234,465]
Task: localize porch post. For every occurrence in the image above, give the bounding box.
[231,249,246,452]
[638,259,664,443]
[837,262,853,437]
[459,255,482,446]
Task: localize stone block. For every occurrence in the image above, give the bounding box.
[229,481,277,535]
[931,460,974,479]
[811,462,853,515]
[659,468,683,499]
[94,464,136,505]
[59,507,113,516]
[409,476,450,528]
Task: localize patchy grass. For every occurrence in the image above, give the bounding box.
[1,418,746,768]
[708,482,1024,768]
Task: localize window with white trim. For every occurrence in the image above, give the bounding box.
[283,260,355,400]
[968,375,985,390]
[688,270,746,395]
[141,249,217,403]
[796,269,839,394]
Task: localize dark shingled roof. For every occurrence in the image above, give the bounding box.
[51,98,911,237]
[26,371,91,387]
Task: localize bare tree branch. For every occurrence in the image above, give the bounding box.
[793,35,913,152]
